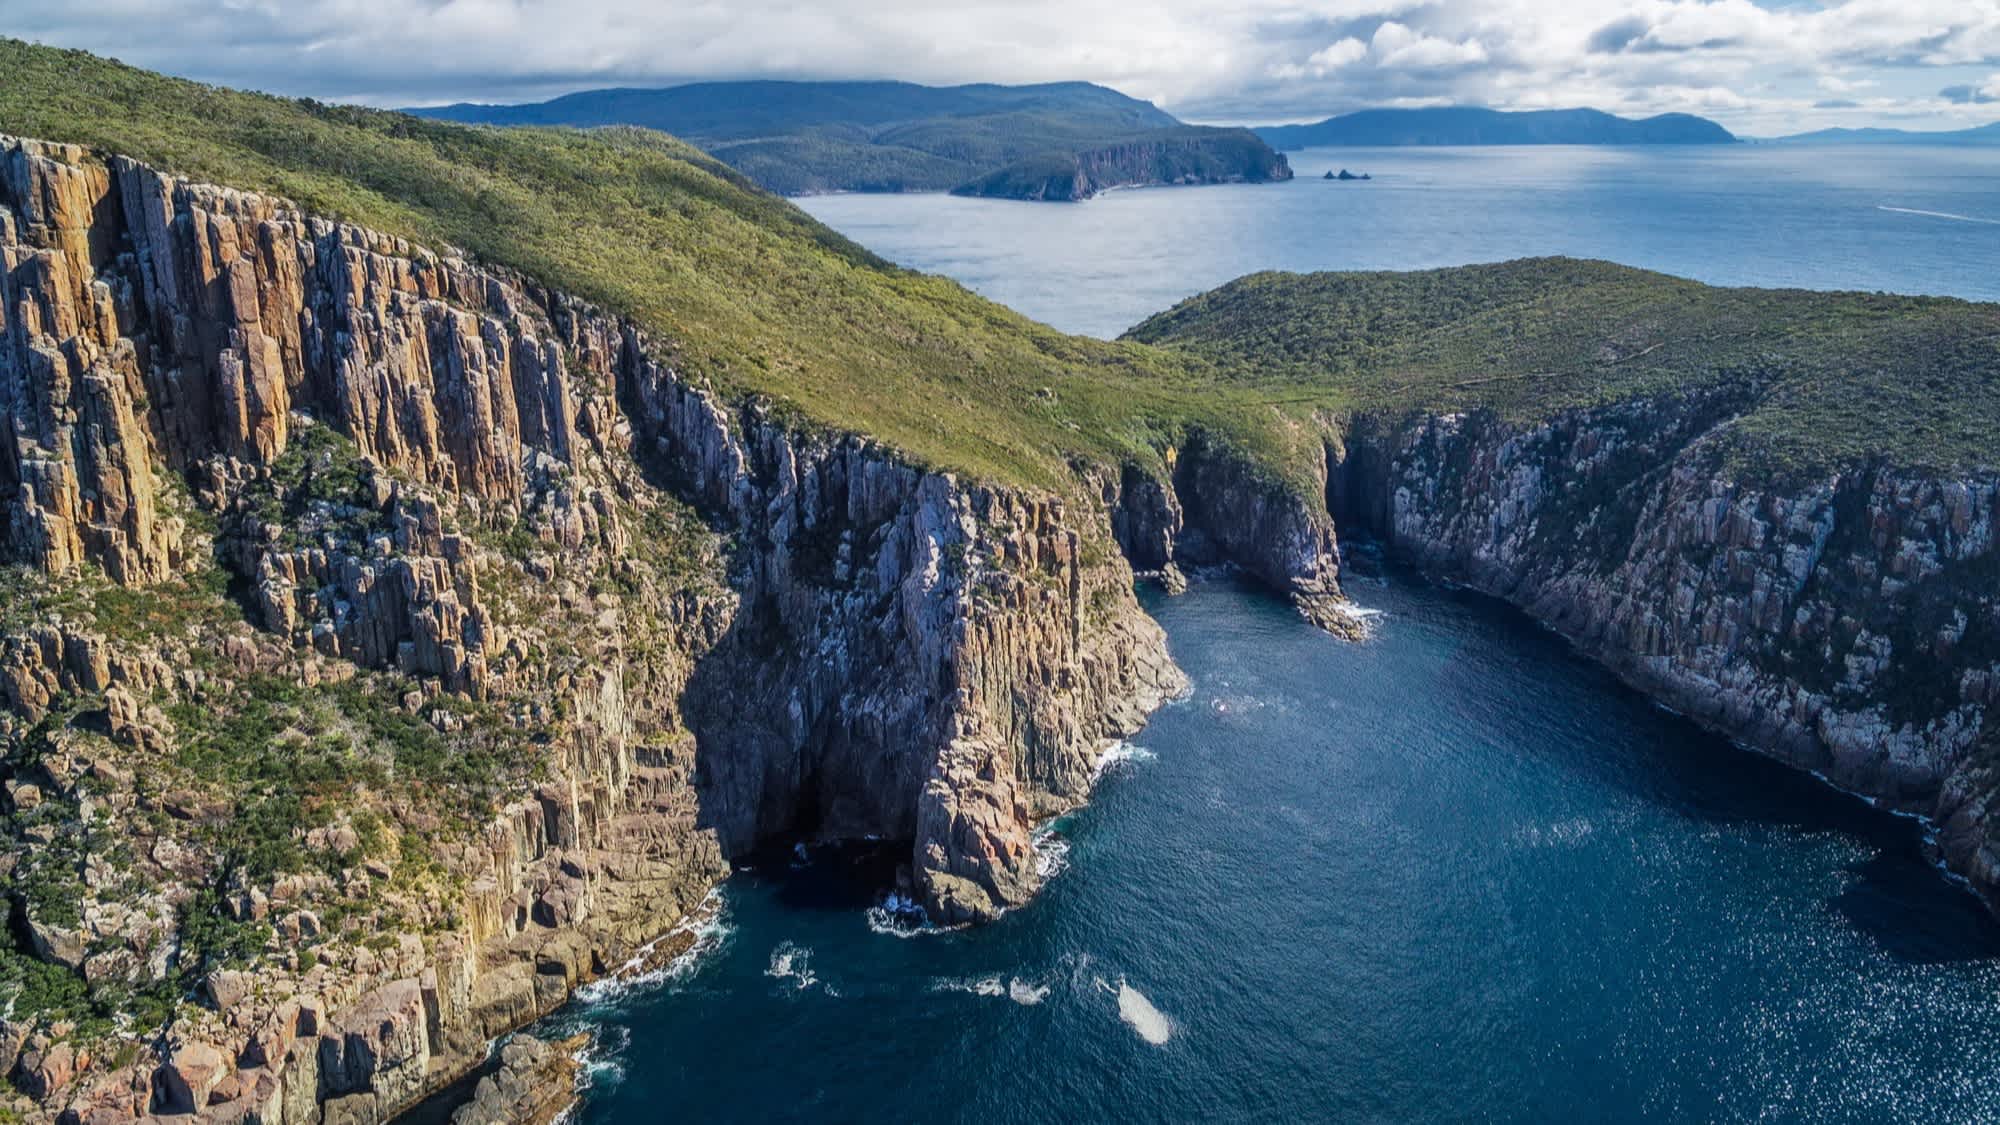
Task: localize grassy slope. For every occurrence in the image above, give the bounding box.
[1128,259,2000,478]
[0,40,1325,491]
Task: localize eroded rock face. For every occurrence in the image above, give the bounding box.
[1,135,1191,1125]
[1334,398,2000,900]
[1099,437,1355,635]
[447,1034,587,1125]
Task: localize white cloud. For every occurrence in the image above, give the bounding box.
[9,0,2000,132]
[1369,21,1488,70]
[1307,37,1369,73]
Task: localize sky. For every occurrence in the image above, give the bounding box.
[12,0,2000,135]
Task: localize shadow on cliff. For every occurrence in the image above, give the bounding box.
[1831,850,2000,964]
[1340,532,2000,965]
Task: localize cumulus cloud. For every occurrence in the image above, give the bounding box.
[1369,21,1489,70]
[1307,37,1369,73]
[10,0,2000,133]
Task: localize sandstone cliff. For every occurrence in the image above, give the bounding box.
[0,135,1196,1125]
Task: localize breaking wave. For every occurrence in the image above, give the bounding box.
[1093,741,1158,782]
[574,889,730,1006]
[1033,828,1072,880]
[865,890,963,939]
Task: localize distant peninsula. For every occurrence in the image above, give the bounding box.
[1768,122,2000,146]
[1255,107,1737,149]
[409,80,1292,201]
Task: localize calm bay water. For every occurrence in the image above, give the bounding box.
[563,147,2000,1123]
[802,144,2000,338]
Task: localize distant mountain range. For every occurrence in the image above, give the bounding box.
[408,81,1291,200]
[1255,107,1737,148]
[1767,122,2000,146]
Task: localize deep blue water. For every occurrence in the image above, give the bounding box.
[557,148,2000,1123]
[561,570,2000,1123]
[801,144,2000,338]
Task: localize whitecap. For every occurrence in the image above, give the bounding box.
[1878,205,2000,226]
[1117,982,1174,1046]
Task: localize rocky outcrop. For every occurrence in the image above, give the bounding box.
[1331,397,2000,901]
[447,1034,587,1125]
[0,134,1190,1125]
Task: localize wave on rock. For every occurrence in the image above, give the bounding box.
[765,941,819,991]
[866,890,962,939]
[1092,741,1158,782]
[1033,828,1072,880]
[574,890,730,1006]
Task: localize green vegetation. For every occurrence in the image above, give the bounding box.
[244,420,388,549]
[161,671,528,879]
[0,39,1320,490]
[0,562,233,644]
[2,43,1996,497]
[1128,259,2000,478]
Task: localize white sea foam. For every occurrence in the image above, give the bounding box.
[1332,599,1386,637]
[574,889,730,1005]
[1117,982,1174,1045]
[866,890,959,938]
[1092,741,1158,782]
[932,973,1052,1005]
[765,941,819,991]
[1878,205,2000,226]
[1033,829,1072,879]
[933,974,1007,997]
[1009,978,1051,1005]
[573,1026,629,1092]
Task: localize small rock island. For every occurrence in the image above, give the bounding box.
[1325,168,1372,181]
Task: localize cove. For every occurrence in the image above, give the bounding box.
[556,555,2000,1123]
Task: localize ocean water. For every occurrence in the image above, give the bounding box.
[556,147,2000,1123]
[800,144,2000,338]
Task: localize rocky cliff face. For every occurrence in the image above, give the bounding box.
[0,135,1189,1125]
[1331,398,2000,900]
[952,131,1293,202]
[1104,437,1354,634]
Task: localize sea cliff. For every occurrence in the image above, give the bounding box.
[0,136,1200,1125]
[1329,400,2000,896]
[952,131,1293,201]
